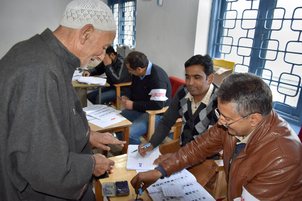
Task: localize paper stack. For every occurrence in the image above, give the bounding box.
[83,105,126,128]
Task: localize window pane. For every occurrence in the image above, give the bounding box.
[211,0,302,125]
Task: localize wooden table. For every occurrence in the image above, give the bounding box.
[72,80,105,107]
[95,154,219,201]
[89,118,132,154]
[95,154,152,201]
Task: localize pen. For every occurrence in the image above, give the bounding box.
[135,182,144,200]
[131,143,151,153]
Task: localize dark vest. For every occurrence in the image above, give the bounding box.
[178,86,218,145]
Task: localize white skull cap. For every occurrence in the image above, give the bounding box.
[60,0,116,31]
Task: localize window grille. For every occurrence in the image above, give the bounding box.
[209,0,302,125]
[108,0,136,48]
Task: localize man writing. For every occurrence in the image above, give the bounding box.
[0,0,125,200]
[138,54,218,156]
[131,73,302,200]
[82,46,131,104]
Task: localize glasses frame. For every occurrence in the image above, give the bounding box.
[215,108,250,128]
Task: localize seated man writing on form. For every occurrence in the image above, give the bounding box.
[131,73,302,200]
[138,54,218,156]
[83,46,131,104]
[120,51,172,144]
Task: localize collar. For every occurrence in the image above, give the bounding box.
[235,127,256,144]
[40,28,80,78]
[140,61,152,80]
[185,84,214,106]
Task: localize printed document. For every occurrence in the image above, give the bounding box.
[83,105,126,128]
[147,169,215,201]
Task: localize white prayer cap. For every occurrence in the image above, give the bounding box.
[60,0,116,31]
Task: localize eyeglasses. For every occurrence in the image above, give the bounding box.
[215,108,250,128]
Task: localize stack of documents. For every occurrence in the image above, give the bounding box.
[83,105,126,128]
[72,68,107,85]
[147,169,215,201]
[77,76,107,85]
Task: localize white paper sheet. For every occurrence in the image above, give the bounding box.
[72,69,83,81]
[148,181,215,201]
[83,105,126,128]
[126,145,161,170]
[77,76,107,85]
[147,169,197,194]
[147,169,215,201]
[234,186,260,201]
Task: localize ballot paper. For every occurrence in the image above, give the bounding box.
[83,105,126,128]
[77,76,107,85]
[84,104,120,119]
[148,183,215,201]
[126,145,161,170]
[147,169,215,201]
[147,169,197,194]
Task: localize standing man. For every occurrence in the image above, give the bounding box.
[131,73,302,200]
[83,46,131,104]
[138,55,218,156]
[0,0,126,201]
[120,51,172,144]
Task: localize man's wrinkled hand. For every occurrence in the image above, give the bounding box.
[89,131,126,150]
[92,154,115,176]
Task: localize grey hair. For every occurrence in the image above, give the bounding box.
[217,73,272,116]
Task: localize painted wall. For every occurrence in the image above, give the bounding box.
[0,0,71,58]
[194,0,212,56]
[136,0,212,78]
[0,0,212,80]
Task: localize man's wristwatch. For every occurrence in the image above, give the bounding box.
[154,165,167,179]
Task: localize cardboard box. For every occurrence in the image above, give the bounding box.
[213,66,233,87]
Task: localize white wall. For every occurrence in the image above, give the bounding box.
[0,0,212,79]
[0,0,71,58]
[135,0,212,78]
[194,0,212,56]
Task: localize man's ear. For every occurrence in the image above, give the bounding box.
[109,53,115,60]
[249,113,263,127]
[207,73,214,84]
[79,24,95,44]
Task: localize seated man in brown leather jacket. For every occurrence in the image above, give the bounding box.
[131,73,302,201]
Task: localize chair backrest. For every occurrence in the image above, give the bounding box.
[213,59,235,72]
[212,59,235,86]
[169,76,185,97]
